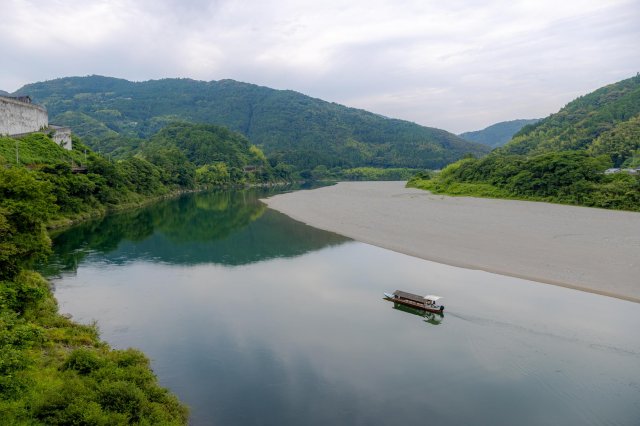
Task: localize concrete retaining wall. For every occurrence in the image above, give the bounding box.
[50,126,72,150]
[0,96,48,136]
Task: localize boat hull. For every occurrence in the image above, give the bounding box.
[384,294,445,313]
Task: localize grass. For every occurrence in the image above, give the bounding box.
[0,134,84,167]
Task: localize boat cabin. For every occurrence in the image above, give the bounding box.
[389,290,444,313]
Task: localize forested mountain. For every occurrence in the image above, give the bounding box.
[13,75,489,169]
[141,123,284,185]
[146,123,264,168]
[408,75,640,211]
[459,119,539,148]
[0,90,9,96]
[501,75,640,166]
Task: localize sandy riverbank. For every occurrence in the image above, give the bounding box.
[263,181,640,303]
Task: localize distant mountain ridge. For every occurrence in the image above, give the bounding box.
[13,75,489,170]
[459,119,540,148]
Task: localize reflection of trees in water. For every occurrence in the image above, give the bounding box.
[43,188,349,276]
[42,208,158,277]
[154,190,267,243]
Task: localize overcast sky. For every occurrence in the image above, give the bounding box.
[1,0,638,133]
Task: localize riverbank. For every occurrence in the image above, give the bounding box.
[263,181,640,303]
[0,165,189,424]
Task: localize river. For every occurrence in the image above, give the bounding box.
[43,188,640,425]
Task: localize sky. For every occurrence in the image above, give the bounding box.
[1,0,639,133]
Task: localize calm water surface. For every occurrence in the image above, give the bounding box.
[44,189,640,425]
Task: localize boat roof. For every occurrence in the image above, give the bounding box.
[393,290,424,301]
[393,290,442,302]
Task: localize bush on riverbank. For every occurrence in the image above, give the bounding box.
[301,165,420,181]
[0,271,188,424]
[407,151,640,211]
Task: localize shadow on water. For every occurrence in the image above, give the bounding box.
[42,187,349,276]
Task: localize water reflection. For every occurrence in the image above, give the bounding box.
[388,301,445,325]
[44,192,640,426]
[44,188,349,275]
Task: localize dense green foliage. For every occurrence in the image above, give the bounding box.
[408,151,639,210]
[459,119,539,148]
[14,75,489,170]
[1,125,289,229]
[0,165,188,424]
[142,123,283,184]
[1,134,175,225]
[148,123,261,167]
[304,166,420,181]
[409,75,640,211]
[0,167,56,279]
[502,75,640,167]
[589,114,640,167]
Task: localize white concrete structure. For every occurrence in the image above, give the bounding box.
[0,96,48,135]
[50,125,73,150]
[0,96,72,150]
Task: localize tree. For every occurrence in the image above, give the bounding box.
[0,168,57,279]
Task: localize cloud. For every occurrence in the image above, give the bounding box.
[1,0,638,133]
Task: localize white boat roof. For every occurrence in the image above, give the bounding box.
[424,295,442,301]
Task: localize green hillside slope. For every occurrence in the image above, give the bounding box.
[13,75,489,169]
[408,75,640,211]
[141,123,283,185]
[459,119,539,148]
[502,75,640,166]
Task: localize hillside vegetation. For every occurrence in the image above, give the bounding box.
[409,75,640,211]
[502,75,640,166]
[0,125,289,225]
[13,75,489,170]
[142,123,284,185]
[459,119,539,148]
[0,136,192,423]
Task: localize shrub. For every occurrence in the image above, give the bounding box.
[98,381,145,421]
[63,348,105,375]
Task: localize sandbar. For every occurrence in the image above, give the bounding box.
[263,181,640,303]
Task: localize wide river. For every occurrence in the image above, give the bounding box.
[44,188,640,425]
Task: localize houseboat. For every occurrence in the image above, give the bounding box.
[384,290,445,313]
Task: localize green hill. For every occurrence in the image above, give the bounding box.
[140,123,283,185]
[408,75,640,211]
[502,75,640,166]
[459,119,539,148]
[146,123,264,168]
[13,75,489,170]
